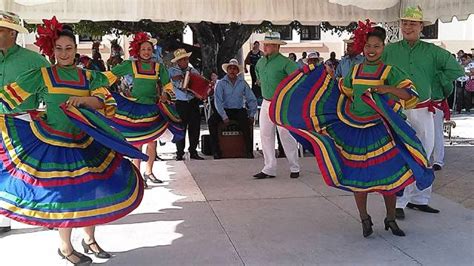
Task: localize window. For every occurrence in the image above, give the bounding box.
[300,26,321,40]
[278,26,293,41]
[421,20,438,39]
[78,34,102,42]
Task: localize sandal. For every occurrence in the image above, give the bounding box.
[81,239,111,258]
[143,172,164,184]
[58,248,92,265]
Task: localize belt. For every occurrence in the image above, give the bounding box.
[432,99,451,120]
[414,100,435,113]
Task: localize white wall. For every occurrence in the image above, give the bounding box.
[183,25,193,45]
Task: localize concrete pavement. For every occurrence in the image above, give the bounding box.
[1,150,473,265]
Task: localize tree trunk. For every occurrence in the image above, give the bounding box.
[216,24,256,78]
[189,22,218,79]
[190,22,257,79]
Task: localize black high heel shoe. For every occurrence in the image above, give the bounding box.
[81,239,111,258]
[143,172,164,184]
[361,215,373,238]
[58,248,92,265]
[384,218,406,236]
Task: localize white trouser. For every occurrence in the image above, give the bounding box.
[259,100,300,176]
[432,108,445,167]
[397,107,435,208]
[0,216,11,227]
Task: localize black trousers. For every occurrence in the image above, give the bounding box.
[175,99,201,156]
[207,108,252,154]
[455,81,473,112]
[250,65,262,99]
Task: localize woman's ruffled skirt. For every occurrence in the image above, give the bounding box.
[0,113,144,228]
[270,65,434,194]
[105,92,184,145]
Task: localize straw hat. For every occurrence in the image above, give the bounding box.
[0,11,28,33]
[343,35,355,44]
[147,38,158,46]
[222,59,244,74]
[171,48,192,63]
[261,32,287,45]
[400,6,432,25]
[303,52,324,64]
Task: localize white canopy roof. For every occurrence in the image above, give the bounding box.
[1,0,473,25]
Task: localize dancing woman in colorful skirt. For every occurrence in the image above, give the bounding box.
[103,32,183,187]
[0,18,145,265]
[270,25,434,238]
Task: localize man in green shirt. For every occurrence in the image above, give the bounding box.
[0,11,50,233]
[382,6,464,219]
[253,32,300,179]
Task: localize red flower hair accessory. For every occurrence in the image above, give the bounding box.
[34,16,63,58]
[129,32,156,57]
[352,19,375,55]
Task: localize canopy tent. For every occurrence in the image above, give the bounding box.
[1,0,473,25]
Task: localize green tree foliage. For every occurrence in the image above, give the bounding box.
[25,20,357,78]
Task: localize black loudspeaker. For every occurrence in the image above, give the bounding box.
[201,134,212,155]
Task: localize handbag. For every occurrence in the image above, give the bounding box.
[465,78,474,92]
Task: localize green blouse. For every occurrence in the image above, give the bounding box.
[0,66,115,134]
[341,62,418,117]
[105,60,172,104]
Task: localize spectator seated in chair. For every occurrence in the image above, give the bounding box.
[208,59,257,159]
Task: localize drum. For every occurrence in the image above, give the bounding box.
[182,71,210,100]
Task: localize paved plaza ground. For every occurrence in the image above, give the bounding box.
[1,114,473,266]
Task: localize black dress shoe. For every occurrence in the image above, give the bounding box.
[433,164,442,171]
[176,154,184,161]
[290,172,300,178]
[213,152,222,159]
[0,226,11,233]
[190,153,204,160]
[253,172,275,179]
[82,239,111,259]
[406,203,440,213]
[395,208,405,219]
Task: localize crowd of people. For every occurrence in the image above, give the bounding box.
[453,49,474,113]
[0,5,468,265]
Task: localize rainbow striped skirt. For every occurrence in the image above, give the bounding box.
[0,113,144,228]
[104,92,184,146]
[270,65,434,194]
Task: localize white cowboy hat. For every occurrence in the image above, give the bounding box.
[171,48,192,63]
[261,32,287,45]
[303,52,324,64]
[0,11,28,33]
[222,59,244,74]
